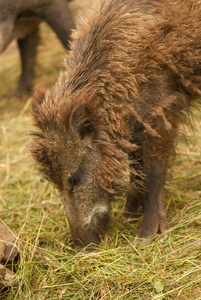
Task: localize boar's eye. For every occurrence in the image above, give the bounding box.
[68,166,84,190]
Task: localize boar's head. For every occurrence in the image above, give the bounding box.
[30,89,112,250]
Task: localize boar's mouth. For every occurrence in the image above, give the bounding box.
[73,232,100,251]
[71,205,110,250]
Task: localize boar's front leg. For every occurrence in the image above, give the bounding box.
[136,156,167,240]
[17,28,38,93]
[124,150,145,218]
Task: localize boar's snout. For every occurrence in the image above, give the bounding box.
[68,205,111,250]
[72,229,100,251]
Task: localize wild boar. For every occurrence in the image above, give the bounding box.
[0,224,19,290]
[31,0,201,249]
[0,0,75,92]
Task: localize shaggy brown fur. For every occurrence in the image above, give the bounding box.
[31,0,201,248]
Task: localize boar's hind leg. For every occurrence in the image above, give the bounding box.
[17,28,38,93]
[124,151,145,219]
[136,157,167,240]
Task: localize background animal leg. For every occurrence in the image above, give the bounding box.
[17,29,38,92]
[36,2,75,50]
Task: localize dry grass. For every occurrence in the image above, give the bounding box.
[0,1,201,299]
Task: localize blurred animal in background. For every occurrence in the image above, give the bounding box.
[0,0,75,93]
[0,224,19,291]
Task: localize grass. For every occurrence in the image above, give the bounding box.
[0,2,201,299]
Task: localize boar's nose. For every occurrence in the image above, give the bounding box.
[72,228,100,251]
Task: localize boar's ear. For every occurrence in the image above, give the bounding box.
[32,87,46,114]
[70,104,96,144]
